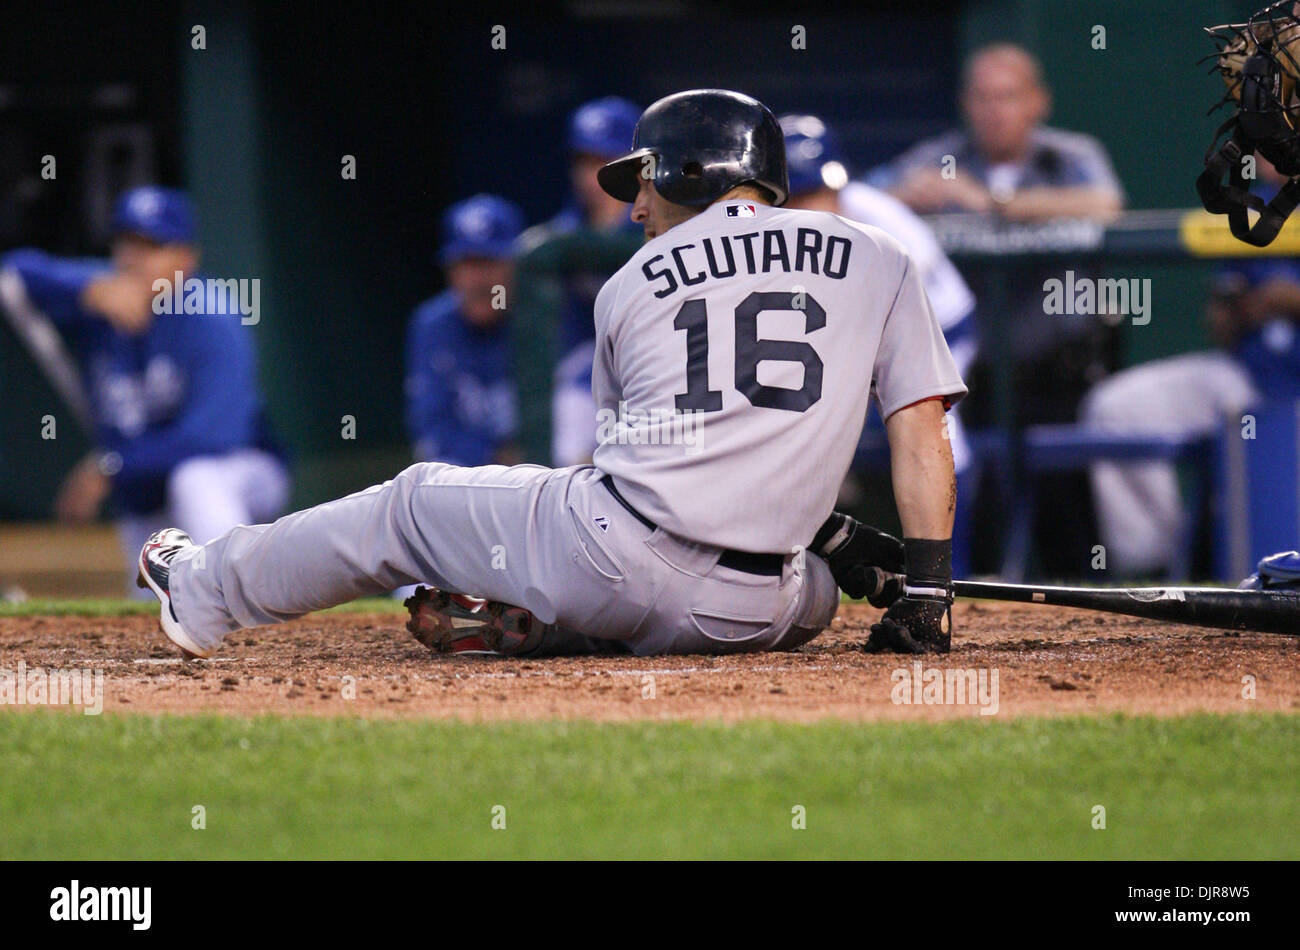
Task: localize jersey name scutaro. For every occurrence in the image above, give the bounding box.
[591,201,968,555]
[642,226,853,299]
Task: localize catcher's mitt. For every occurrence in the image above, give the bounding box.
[1199,1,1300,245]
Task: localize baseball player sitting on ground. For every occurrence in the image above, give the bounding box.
[406,194,525,469]
[517,96,644,467]
[780,113,979,579]
[136,90,966,658]
[0,186,289,593]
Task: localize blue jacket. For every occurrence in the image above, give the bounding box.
[3,248,278,513]
[405,290,516,466]
[1220,257,1300,400]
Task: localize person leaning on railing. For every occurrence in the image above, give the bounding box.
[867,42,1126,576]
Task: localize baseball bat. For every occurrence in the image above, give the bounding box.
[949,579,1300,636]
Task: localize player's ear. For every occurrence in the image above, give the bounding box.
[1034,84,1051,124]
[178,244,200,272]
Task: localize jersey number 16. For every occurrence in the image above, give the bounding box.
[673,290,826,414]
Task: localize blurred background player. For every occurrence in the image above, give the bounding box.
[867,43,1126,576]
[781,113,979,577]
[405,193,525,468]
[519,96,641,466]
[872,44,1124,227]
[0,186,289,592]
[1082,157,1300,577]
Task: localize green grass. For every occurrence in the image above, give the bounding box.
[0,598,158,617]
[0,596,407,617]
[1,712,1296,859]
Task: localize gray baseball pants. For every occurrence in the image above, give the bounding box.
[168,462,840,656]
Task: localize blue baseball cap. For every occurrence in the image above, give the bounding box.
[111,186,196,244]
[568,96,641,158]
[439,194,525,265]
[779,114,850,196]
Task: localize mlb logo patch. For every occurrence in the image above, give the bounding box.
[726,203,757,218]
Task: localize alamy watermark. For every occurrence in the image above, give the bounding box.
[1042,270,1151,325]
[0,660,103,715]
[596,401,704,455]
[152,271,260,325]
[891,660,999,716]
[50,881,150,930]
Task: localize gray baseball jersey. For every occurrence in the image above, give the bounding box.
[163,199,961,658]
[593,199,967,554]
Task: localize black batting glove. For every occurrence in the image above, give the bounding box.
[865,538,954,654]
[810,513,905,608]
[866,593,952,654]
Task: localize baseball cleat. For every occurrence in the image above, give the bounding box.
[404,586,541,656]
[136,528,211,659]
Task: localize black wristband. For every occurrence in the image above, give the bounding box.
[903,537,953,586]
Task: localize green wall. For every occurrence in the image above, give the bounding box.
[1,1,1259,519]
[180,0,443,505]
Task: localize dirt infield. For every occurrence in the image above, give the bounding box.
[3,600,1297,722]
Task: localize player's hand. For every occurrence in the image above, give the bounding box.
[811,514,905,607]
[865,537,954,653]
[80,273,156,334]
[866,590,952,654]
[55,454,111,523]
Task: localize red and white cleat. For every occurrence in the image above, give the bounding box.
[404,586,541,656]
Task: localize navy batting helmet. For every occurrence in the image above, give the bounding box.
[597,89,788,207]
